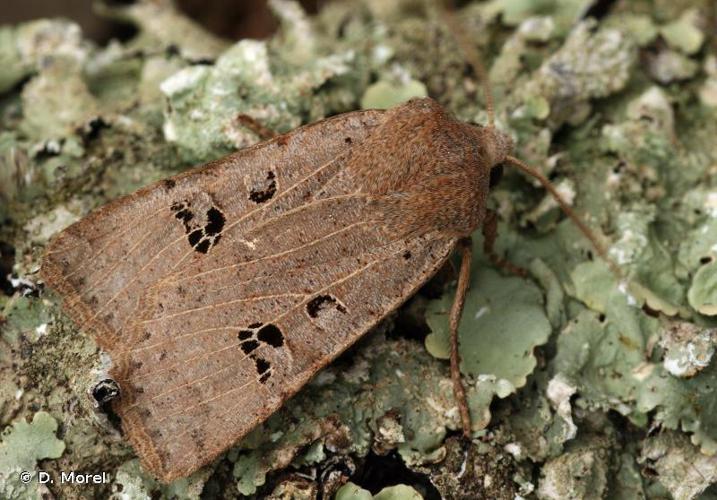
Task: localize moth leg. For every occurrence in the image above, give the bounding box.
[482,209,528,278]
[236,114,277,140]
[450,237,473,438]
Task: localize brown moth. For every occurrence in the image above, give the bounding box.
[41,9,613,485]
[42,98,515,480]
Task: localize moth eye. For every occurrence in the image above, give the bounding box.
[306,294,347,318]
[489,164,504,188]
[92,378,120,405]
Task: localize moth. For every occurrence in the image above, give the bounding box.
[41,11,610,485]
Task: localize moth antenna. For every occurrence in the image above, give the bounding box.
[504,155,624,280]
[439,2,495,127]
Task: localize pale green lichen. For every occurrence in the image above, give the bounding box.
[20,62,99,141]
[335,482,423,500]
[0,19,90,94]
[659,8,705,55]
[648,49,701,84]
[335,482,373,500]
[2,0,717,497]
[110,459,209,500]
[360,78,427,110]
[536,436,611,500]
[424,244,551,432]
[641,432,717,500]
[481,0,593,35]
[660,321,717,377]
[688,260,717,315]
[161,38,357,162]
[94,0,228,61]
[700,55,717,107]
[0,412,65,500]
[517,19,637,129]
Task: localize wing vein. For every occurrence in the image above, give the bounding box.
[140,292,307,324]
[87,152,354,320]
[130,252,388,427]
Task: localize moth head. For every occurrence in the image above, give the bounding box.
[468,124,513,183]
[482,126,514,169]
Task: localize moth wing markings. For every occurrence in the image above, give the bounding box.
[114,143,457,481]
[41,110,386,349]
[123,251,379,363]
[155,195,376,291]
[82,131,374,329]
[87,154,359,331]
[118,227,455,481]
[120,197,386,386]
[163,151,361,277]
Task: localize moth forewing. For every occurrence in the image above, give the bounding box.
[41,109,386,350]
[42,101,473,481]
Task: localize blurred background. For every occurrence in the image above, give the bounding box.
[0,0,322,43]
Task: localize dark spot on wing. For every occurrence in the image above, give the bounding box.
[257,323,284,347]
[194,239,210,254]
[240,339,260,355]
[188,229,203,247]
[172,202,226,254]
[204,207,225,236]
[306,294,347,318]
[190,429,205,451]
[249,171,277,203]
[175,209,193,225]
[255,357,270,375]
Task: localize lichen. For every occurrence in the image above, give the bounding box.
[424,244,551,432]
[227,335,466,494]
[0,412,65,499]
[640,431,717,500]
[335,482,423,500]
[2,0,717,497]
